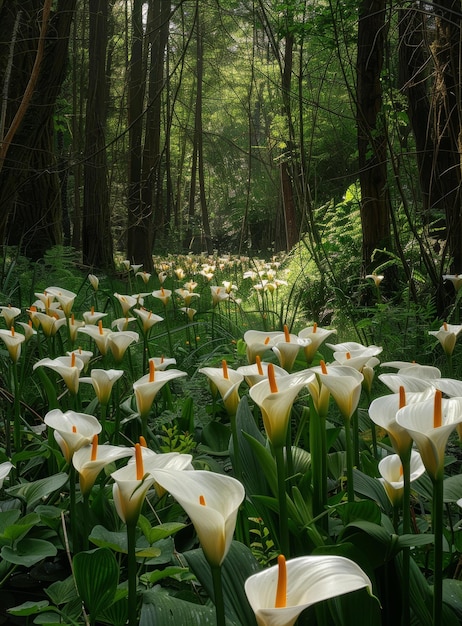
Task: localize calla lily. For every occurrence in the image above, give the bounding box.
[244,554,372,626]
[298,323,337,364]
[0,305,21,327]
[17,320,37,341]
[369,388,434,457]
[271,326,310,373]
[136,271,151,284]
[78,321,112,355]
[249,365,314,447]
[44,409,102,463]
[150,468,245,567]
[378,372,437,393]
[199,361,244,416]
[45,286,77,317]
[111,443,156,525]
[378,450,426,506]
[107,330,139,363]
[152,287,172,306]
[82,308,108,325]
[66,348,93,368]
[396,391,462,480]
[326,340,370,352]
[133,448,194,497]
[80,368,124,405]
[114,293,138,316]
[0,328,25,363]
[134,308,163,333]
[366,273,384,287]
[443,274,462,292]
[314,362,363,421]
[32,310,67,337]
[88,274,99,291]
[243,330,282,364]
[73,436,133,495]
[210,285,230,307]
[237,358,288,387]
[149,356,177,371]
[332,345,382,370]
[381,361,441,378]
[429,322,462,356]
[179,306,197,321]
[0,461,14,488]
[33,354,84,395]
[133,361,187,418]
[175,288,200,306]
[67,315,85,343]
[111,316,136,332]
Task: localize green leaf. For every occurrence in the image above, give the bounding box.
[138,516,185,544]
[443,474,462,502]
[141,565,189,585]
[241,432,277,495]
[7,600,49,616]
[3,512,40,542]
[73,548,119,620]
[338,500,382,526]
[46,576,79,606]
[353,468,391,513]
[200,421,231,455]
[6,473,68,508]
[141,591,233,625]
[184,540,260,626]
[0,509,21,538]
[98,591,128,626]
[90,525,127,553]
[1,538,57,567]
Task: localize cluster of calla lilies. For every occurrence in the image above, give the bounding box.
[1,270,462,626]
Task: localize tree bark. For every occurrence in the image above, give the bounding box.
[356,0,392,274]
[82,0,114,270]
[0,0,76,258]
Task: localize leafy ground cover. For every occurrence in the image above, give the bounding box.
[0,248,462,625]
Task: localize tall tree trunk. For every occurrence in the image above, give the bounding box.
[144,0,170,263]
[82,0,114,270]
[356,0,392,274]
[127,0,149,266]
[0,0,76,258]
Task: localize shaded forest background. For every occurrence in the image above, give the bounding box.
[0,0,461,313]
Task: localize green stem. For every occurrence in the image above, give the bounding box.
[309,403,326,522]
[127,521,138,626]
[69,464,78,553]
[100,403,108,441]
[12,360,21,455]
[432,475,444,626]
[211,564,226,626]
[274,444,290,557]
[400,447,412,626]
[344,418,355,503]
[229,413,242,481]
[351,408,360,469]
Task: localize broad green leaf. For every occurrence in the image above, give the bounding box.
[98,592,128,626]
[443,579,462,618]
[90,525,127,553]
[338,499,382,526]
[184,540,260,626]
[7,600,49,616]
[3,512,40,542]
[73,548,118,620]
[443,474,462,502]
[141,565,189,585]
[241,432,277,494]
[201,420,231,455]
[6,473,68,508]
[46,575,78,606]
[353,468,391,513]
[1,538,57,567]
[0,509,21,538]
[138,516,185,544]
[141,591,234,625]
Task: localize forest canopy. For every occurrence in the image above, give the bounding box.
[0,0,461,313]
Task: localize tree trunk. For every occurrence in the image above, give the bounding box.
[82,0,114,270]
[0,0,76,258]
[126,0,149,266]
[356,0,392,274]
